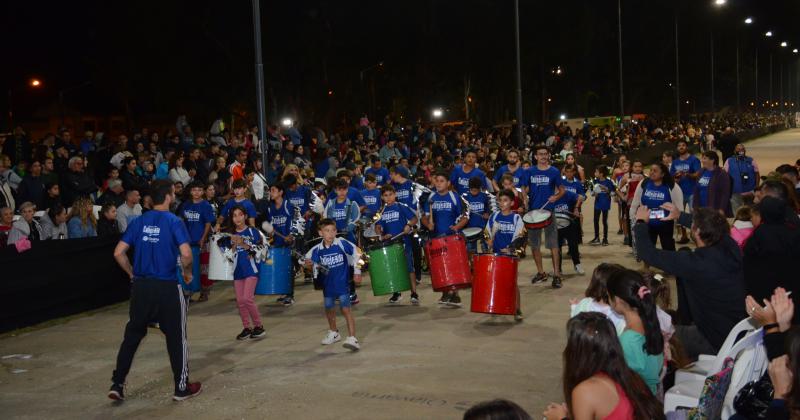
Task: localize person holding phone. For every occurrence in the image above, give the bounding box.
[629,163,683,252]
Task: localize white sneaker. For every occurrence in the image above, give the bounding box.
[343,336,360,351]
[574,264,585,275]
[321,330,341,345]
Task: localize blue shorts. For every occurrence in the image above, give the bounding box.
[683,194,693,212]
[324,293,352,309]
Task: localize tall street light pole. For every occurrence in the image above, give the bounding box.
[674,12,680,120]
[252,0,268,178]
[617,0,624,118]
[710,30,715,113]
[513,0,524,148]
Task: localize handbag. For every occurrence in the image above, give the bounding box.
[732,377,774,419]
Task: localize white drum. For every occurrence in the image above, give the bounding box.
[555,213,573,229]
[208,233,235,281]
[462,227,484,242]
[363,223,380,239]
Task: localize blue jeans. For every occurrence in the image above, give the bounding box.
[324,293,352,309]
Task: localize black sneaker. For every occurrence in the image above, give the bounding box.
[437,293,449,305]
[447,294,462,307]
[601,238,609,246]
[410,293,420,305]
[588,238,600,245]
[173,382,202,401]
[623,236,631,246]
[282,297,295,307]
[617,229,623,235]
[236,328,253,340]
[531,272,548,284]
[552,276,563,289]
[108,383,125,401]
[350,294,360,305]
[250,326,266,339]
[389,292,402,304]
[276,296,287,303]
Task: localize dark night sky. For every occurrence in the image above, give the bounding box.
[3,0,800,131]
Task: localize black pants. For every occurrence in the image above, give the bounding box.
[411,235,422,279]
[593,208,609,240]
[558,220,581,272]
[112,278,189,393]
[647,221,676,251]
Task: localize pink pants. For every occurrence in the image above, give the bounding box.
[234,276,262,329]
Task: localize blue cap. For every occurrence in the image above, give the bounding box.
[392,165,410,178]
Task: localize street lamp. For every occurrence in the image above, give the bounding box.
[713,0,726,5]
[432,108,443,119]
[744,17,753,24]
[7,78,43,130]
[559,114,567,121]
[765,31,773,37]
[794,49,799,54]
[30,79,41,87]
[281,118,293,127]
[780,41,788,48]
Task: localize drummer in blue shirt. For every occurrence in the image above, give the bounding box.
[464,177,491,255]
[491,149,525,191]
[375,184,420,305]
[520,145,565,288]
[486,188,525,321]
[423,170,469,306]
[364,156,390,186]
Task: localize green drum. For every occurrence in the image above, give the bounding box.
[367,241,411,296]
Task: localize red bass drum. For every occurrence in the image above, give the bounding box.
[424,233,472,292]
[471,254,519,315]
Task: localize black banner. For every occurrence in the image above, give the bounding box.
[0,236,130,333]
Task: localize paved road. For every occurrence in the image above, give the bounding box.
[0,129,798,419]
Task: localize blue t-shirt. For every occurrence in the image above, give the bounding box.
[266,200,295,247]
[227,226,262,280]
[365,167,390,185]
[493,165,525,187]
[220,198,257,221]
[325,198,359,242]
[426,191,463,236]
[306,238,359,297]
[465,191,490,229]
[553,191,578,215]
[350,175,365,191]
[179,200,215,245]
[285,185,311,214]
[392,180,417,209]
[377,202,416,236]
[121,210,190,281]
[522,166,563,211]
[327,186,366,207]
[593,179,616,211]
[640,180,673,227]
[360,188,382,218]
[450,165,489,195]
[670,155,701,197]
[486,211,524,254]
[562,177,586,199]
[697,169,712,207]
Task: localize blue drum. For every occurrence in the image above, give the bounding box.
[256,247,292,295]
[178,245,203,293]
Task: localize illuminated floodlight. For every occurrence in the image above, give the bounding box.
[432,108,443,118]
[281,118,293,127]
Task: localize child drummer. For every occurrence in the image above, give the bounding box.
[465,176,491,256]
[304,218,361,351]
[374,184,420,305]
[422,170,469,307]
[485,189,525,321]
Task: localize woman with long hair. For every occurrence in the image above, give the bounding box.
[629,163,683,252]
[282,164,305,185]
[168,151,192,186]
[543,312,664,420]
[607,269,665,395]
[67,196,97,238]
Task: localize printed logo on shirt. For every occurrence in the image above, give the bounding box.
[183,210,201,222]
[289,197,305,207]
[272,215,288,227]
[564,185,577,194]
[529,174,550,186]
[365,195,377,205]
[554,203,570,213]
[431,200,453,211]
[469,201,484,213]
[673,163,691,173]
[382,210,400,223]
[457,177,470,188]
[142,225,161,243]
[396,189,410,201]
[643,190,666,200]
[698,175,711,187]
[320,253,345,269]
[333,208,347,220]
[496,221,516,234]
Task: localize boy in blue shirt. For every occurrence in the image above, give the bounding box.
[218,179,257,228]
[465,176,491,255]
[265,182,298,306]
[375,184,420,305]
[177,181,215,301]
[450,149,489,195]
[670,140,701,243]
[390,165,423,282]
[324,179,361,243]
[590,166,616,246]
[360,174,382,221]
[486,189,525,321]
[423,170,469,306]
[304,218,362,351]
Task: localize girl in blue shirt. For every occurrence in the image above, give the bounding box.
[590,166,615,246]
[224,205,266,341]
[607,269,665,395]
[630,163,683,252]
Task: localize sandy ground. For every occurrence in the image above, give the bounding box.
[0,129,797,420]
